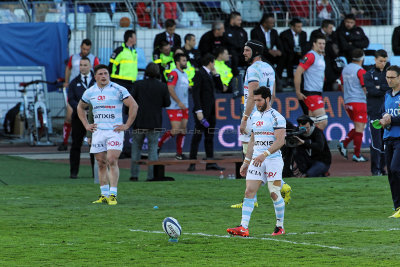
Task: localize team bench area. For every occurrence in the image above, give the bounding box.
[136,158,244,181]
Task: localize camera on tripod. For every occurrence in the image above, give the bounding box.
[285,127,307,147]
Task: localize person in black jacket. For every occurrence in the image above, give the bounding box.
[391,26,400,56]
[153,19,182,59]
[182,33,201,68]
[292,115,331,177]
[250,13,282,68]
[198,21,226,57]
[224,11,248,76]
[336,14,369,63]
[68,57,95,179]
[278,18,307,87]
[309,19,340,91]
[129,63,171,181]
[364,49,390,176]
[187,54,224,172]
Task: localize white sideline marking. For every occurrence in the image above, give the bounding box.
[129,229,342,250]
[286,228,400,235]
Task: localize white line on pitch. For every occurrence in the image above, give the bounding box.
[129,229,342,250]
[286,228,400,235]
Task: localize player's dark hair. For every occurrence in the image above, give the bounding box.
[124,30,136,43]
[212,21,224,31]
[375,49,388,58]
[174,53,186,64]
[254,86,271,100]
[230,11,241,20]
[159,40,170,49]
[387,65,400,76]
[80,56,91,63]
[260,13,274,25]
[184,33,195,43]
[165,19,176,29]
[94,64,108,74]
[352,48,364,60]
[145,62,160,79]
[214,46,228,58]
[312,33,326,43]
[321,19,334,29]
[290,18,302,27]
[81,39,92,46]
[344,13,356,21]
[201,53,215,66]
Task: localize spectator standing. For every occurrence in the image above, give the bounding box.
[250,14,282,69]
[294,34,328,130]
[136,2,151,28]
[378,65,400,218]
[182,33,201,68]
[77,64,138,205]
[198,21,226,57]
[187,54,224,172]
[129,63,171,181]
[158,53,190,159]
[279,18,307,88]
[317,0,333,21]
[391,26,400,56]
[153,19,182,59]
[364,50,390,175]
[336,14,369,63]
[159,2,181,25]
[214,47,233,93]
[337,49,368,162]
[224,11,248,76]
[292,115,331,177]
[68,57,95,179]
[309,19,340,91]
[59,38,100,152]
[154,41,174,83]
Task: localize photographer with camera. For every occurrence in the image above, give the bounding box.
[289,115,331,177]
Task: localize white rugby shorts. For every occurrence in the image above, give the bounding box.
[246,157,283,184]
[90,129,124,153]
[239,118,252,142]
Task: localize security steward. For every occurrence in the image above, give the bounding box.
[68,57,95,178]
[364,49,391,176]
[108,30,138,91]
[153,40,174,83]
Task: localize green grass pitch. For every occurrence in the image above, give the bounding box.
[1,155,399,266]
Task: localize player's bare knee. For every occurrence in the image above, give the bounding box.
[244,188,256,199]
[268,181,281,201]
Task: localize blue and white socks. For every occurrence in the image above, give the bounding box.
[273,195,285,227]
[100,184,109,197]
[241,197,256,229]
[110,187,117,196]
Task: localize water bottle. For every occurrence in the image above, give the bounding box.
[219,171,224,179]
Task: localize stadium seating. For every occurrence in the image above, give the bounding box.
[98,47,113,65]
[95,12,113,27]
[390,56,400,66]
[366,43,384,51]
[112,12,132,27]
[67,13,87,30]
[180,11,202,28]
[363,56,375,66]
[44,12,64,23]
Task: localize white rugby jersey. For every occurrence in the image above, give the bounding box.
[81,82,131,130]
[251,108,286,159]
[243,61,275,115]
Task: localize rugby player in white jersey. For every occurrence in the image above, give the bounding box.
[227,86,287,236]
[231,40,291,209]
[77,64,138,205]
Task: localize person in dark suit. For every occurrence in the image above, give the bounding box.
[153,19,182,59]
[278,18,307,87]
[309,19,340,91]
[129,62,171,181]
[68,57,95,179]
[392,26,400,56]
[250,13,282,68]
[224,11,248,76]
[198,21,226,57]
[187,54,224,171]
[336,14,369,63]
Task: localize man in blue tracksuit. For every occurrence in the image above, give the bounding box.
[378,65,400,218]
[364,49,391,176]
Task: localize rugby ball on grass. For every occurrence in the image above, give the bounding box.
[162,217,181,238]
